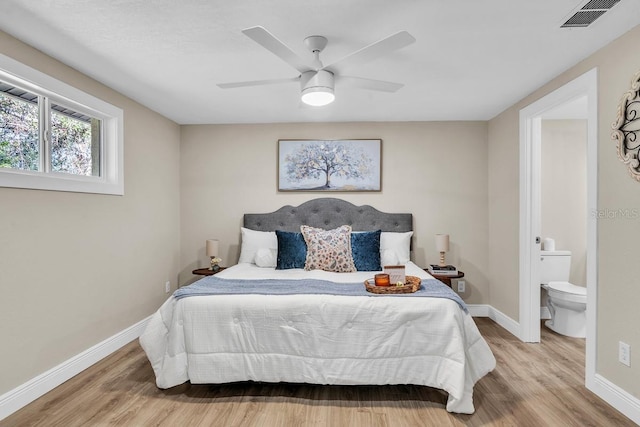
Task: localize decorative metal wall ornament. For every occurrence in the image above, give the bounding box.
[612,70,640,181]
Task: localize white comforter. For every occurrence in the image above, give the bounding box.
[139,262,495,414]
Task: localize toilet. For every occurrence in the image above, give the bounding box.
[540,250,587,338]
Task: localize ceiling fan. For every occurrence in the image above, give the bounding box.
[217,26,416,107]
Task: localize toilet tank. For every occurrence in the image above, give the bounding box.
[540,250,571,284]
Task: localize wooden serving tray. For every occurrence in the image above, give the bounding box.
[364,275,421,294]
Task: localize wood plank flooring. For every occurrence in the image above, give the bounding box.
[2,319,635,426]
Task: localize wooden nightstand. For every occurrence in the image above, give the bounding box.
[425,269,465,288]
[192,267,226,276]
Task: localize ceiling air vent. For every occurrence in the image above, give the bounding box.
[561,0,621,28]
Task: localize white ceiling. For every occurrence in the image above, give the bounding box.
[1,1,639,125]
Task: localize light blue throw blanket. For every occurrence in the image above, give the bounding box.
[174,276,468,313]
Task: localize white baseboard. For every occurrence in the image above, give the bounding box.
[467,304,490,317]
[487,305,521,338]
[0,316,151,421]
[590,374,640,425]
[458,304,521,338]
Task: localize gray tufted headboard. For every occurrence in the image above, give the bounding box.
[243,198,412,233]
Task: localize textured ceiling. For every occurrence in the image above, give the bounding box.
[1,0,639,124]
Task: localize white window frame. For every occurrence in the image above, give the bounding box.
[0,53,123,195]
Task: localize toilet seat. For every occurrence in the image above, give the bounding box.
[547,281,586,295]
[545,281,586,304]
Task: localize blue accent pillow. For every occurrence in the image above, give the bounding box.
[351,230,382,271]
[276,230,307,269]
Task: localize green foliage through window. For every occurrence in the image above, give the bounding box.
[0,81,100,177]
[0,91,39,171]
[51,106,100,176]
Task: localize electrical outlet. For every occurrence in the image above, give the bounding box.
[619,341,630,367]
[165,281,171,293]
[457,280,466,293]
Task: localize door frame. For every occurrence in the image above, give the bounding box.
[518,68,598,385]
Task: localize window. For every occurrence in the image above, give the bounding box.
[0,84,39,171]
[49,102,100,177]
[0,54,123,195]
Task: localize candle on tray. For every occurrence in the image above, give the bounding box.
[374,273,390,286]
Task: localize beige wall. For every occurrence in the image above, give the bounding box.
[488,25,640,398]
[0,32,181,394]
[541,120,587,286]
[487,112,520,320]
[180,122,489,303]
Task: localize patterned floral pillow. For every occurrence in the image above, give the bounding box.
[300,225,356,273]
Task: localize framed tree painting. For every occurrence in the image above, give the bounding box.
[278,139,381,192]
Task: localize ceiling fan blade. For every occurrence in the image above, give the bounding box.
[325,31,415,74]
[217,77,298,89]
[337,76,404,93]
[242,26,313,74]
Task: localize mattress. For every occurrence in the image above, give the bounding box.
[139,262,495,414]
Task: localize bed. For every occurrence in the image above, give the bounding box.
[139,198,495,414]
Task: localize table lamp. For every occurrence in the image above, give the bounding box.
[206,239,221,271]
[435,234,450,267]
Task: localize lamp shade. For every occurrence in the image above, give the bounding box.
[206,239,219,257]
[435,234,450,252]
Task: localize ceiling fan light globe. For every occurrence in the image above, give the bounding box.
[301,87,335,106]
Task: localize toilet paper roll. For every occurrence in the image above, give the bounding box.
[543,238,555,251]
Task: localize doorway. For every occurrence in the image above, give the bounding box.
[518,68,597,384]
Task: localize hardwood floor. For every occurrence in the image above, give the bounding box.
[2,318,635,427]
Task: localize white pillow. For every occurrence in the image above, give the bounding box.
[254,248,277,268]
[381,248,399,266]
[238,227,277,264]
[380,231,413,264]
